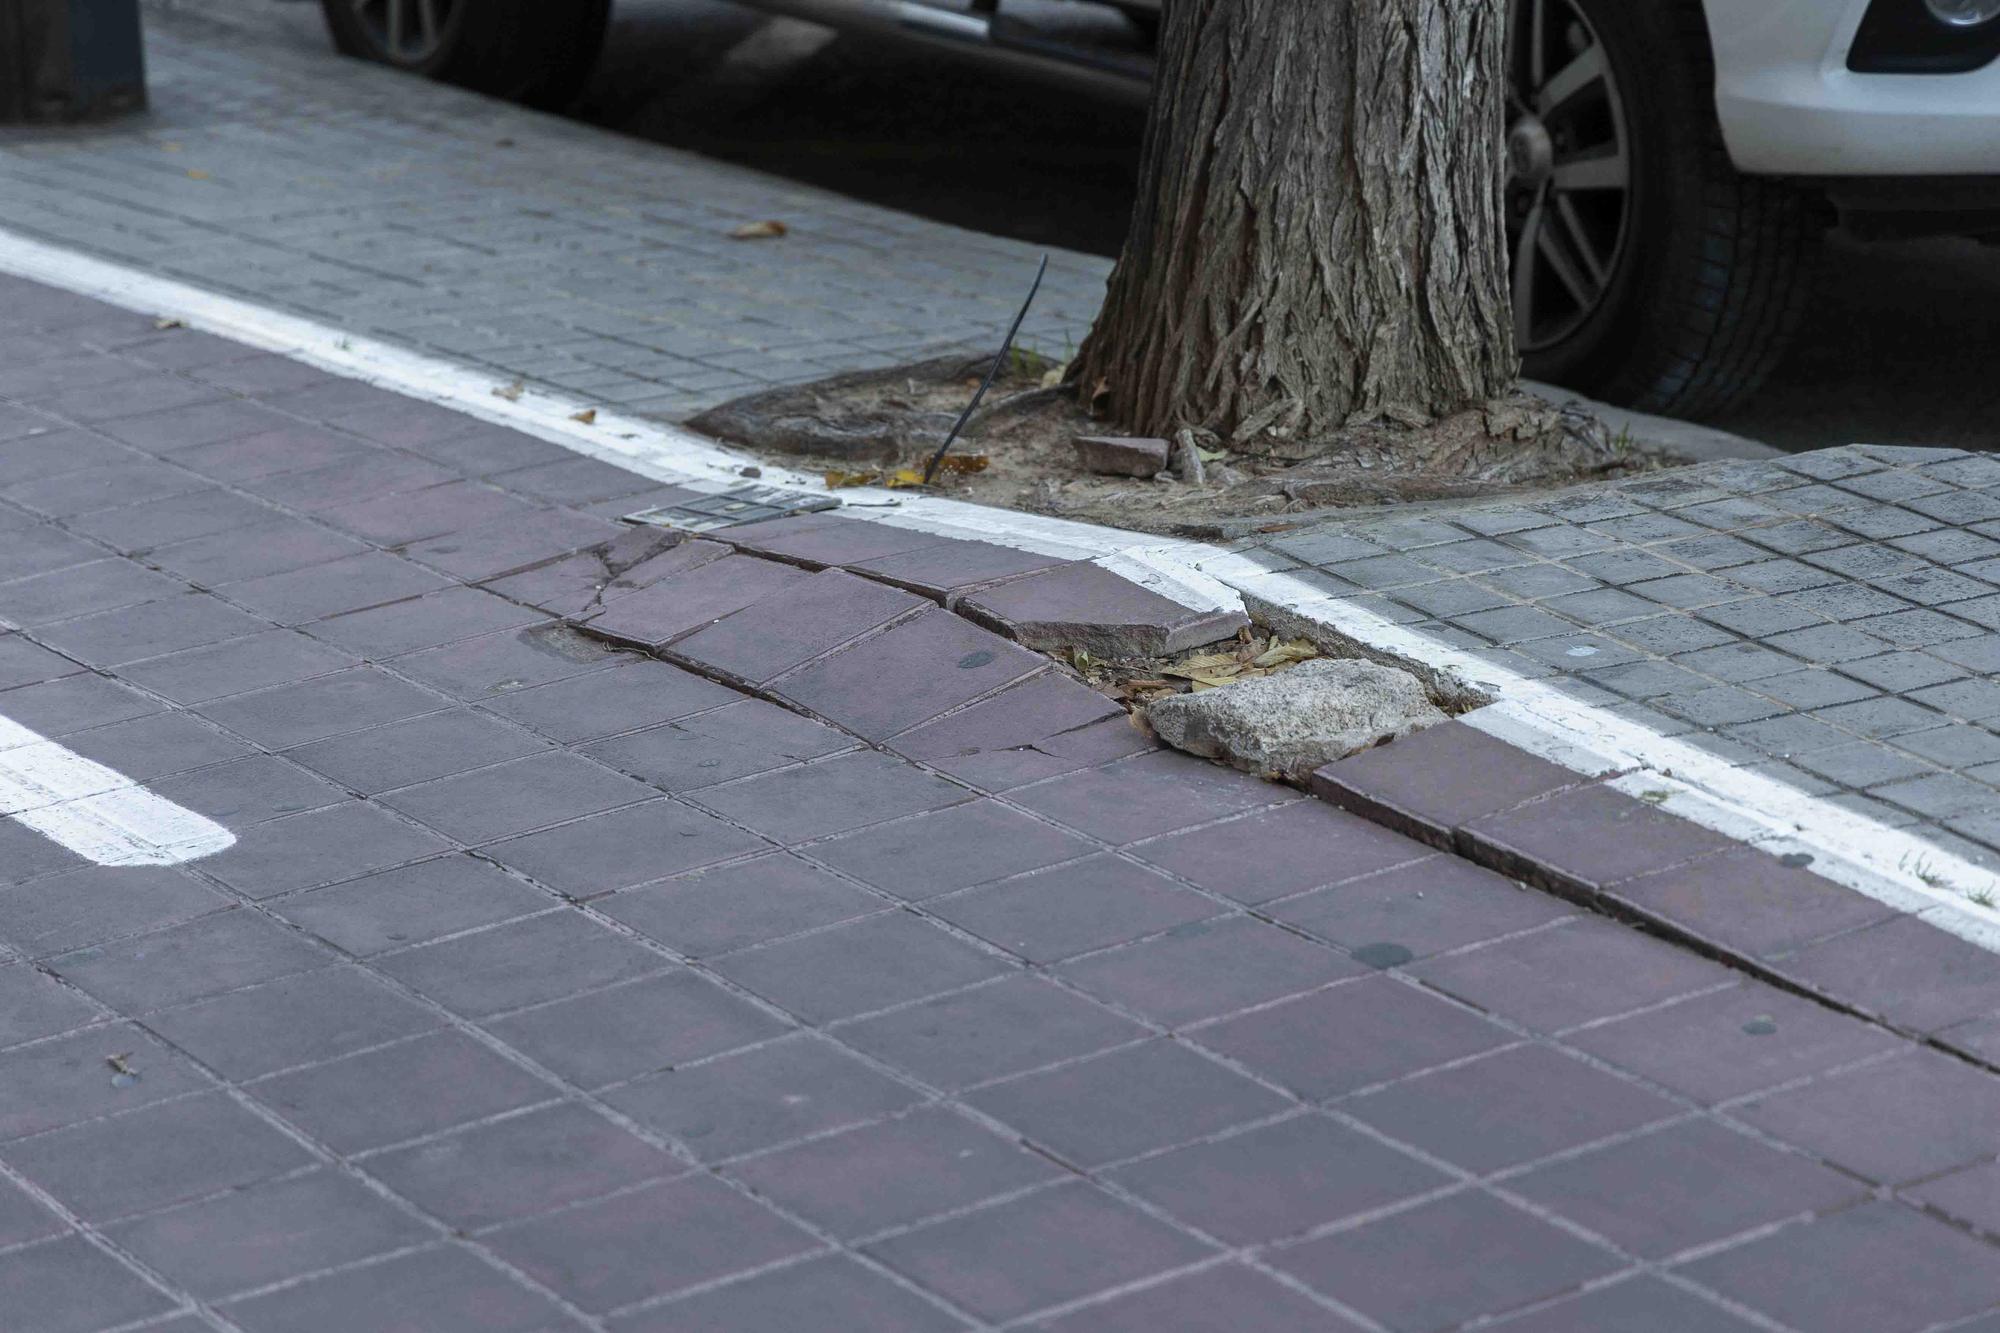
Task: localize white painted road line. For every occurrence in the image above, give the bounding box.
[4,226,1994,944]
[0,712,235,866]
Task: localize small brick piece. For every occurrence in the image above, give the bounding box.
[1073,434,1169,478]
[959,562,1248,657]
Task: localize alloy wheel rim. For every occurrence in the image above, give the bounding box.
[350,0,459,65]
[1505,0,1632,352]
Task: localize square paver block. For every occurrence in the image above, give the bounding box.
[1776,913,2000,1033]
[605,1035,921,1161]
[723,513,943,566]
[0,559,184,629]
[394,624,627,700]
[0,864,231,959]
[0,1173,63,1249]
[405,509,620,582]
[1273,1189,1618,1331]
[887,669,1125,769]
[201,802,454,899]
[1346,1044,1677,1174]
[1310,720,1584,846]
[959,562,1247,657]
[487,1172,815,1314]
[220,1243,570,1333]
[1907,1159,2000,1237]
[284,708,551,794]
[146,965,438,1081]
[1731,1049,2000,1184]
[485,969,790,1088]
[615,1254,967,1333]
[603,852,879,957]
[864,1183,1213,1324]
[1487,1277,1763,1331]
[59,709,255,783]
[0,1023,206,1141]
[582,698,853,794]
[374,910,662,1017]
[1460,783,1738,894]
[1035,1263,1357,1333]
[196,667,447,749]
[106,1168,432,1301]
[930,854,1222,964]
[1195,975,1510,1099]
[770,608,1045,740]
[728,1104,1062,1239]
[852,536,1070,597]
[0,962,99,1047]
[149,755,345,830]
[5,1092,312,1222]
[51,908,332,1012]
[486,799,770,898]
[809,799,1094,901]
[1058,915,1359,1027]
[1011,750,1286,846]
[149,516,372,586]
[837,973,1145,1090]
[1111,1113,1447,1245]
[1607,848,1897,961]
[223,552,453,625]
[968,1039,1288,1168]
[365,1101,674,1230]
[0,673,161,737]
[276,853,551,956]
[587,554,814,648]
[377,750,658,844]
[1411,918,1733,1033]
[1682,1202,2000,1333]
[33,593,270,668]
[1272,854,1574,963]
[306,586,542,657]
[480,658,737,744]
[253,1029,552,1153]
[320,480,538,546]
[1568,982,1900,1104]
[0,1236,174,1333]
[0,632,87,689]
[670,567,926,686]
[1133,800,1424,904]
[1512,1117,1863,1260]
[693,751,970,843]
[714,910,1007,1023]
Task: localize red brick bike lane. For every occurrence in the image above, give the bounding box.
[2,273,1998,1332]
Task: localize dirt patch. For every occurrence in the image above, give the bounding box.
[688,355,1688,538]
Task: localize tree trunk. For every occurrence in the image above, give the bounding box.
[1074,0,1516,454]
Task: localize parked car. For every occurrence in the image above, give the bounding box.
[319,0,2000,418]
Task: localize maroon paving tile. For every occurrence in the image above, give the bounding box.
[1906,1158,2000,1236]
[1459,782,1738,896]
[1681,1202,2000,1333]
[581,697,853,793]
[1011,749,1290,846]
[480,656,738,744]
[1132,800,1426,905]
[373,910,662,1017]
[51,908,334,1014]
[864,1183,1213,1324]
[670,567,927,686]
[392,623,627,701]
[31,592,270,668]
[1346,1044,1678,1174]
[1271,1190,1619,1332]
[486,1173,815,1314]
[724,512,947,566]
[402,508,620,581]
[1034,1265,1357,1333]
[1775,912,2000,1034]
[487,532,730,618]
[484,970,790,1089]
[198,802,453,899]
[770,607,1045,740]
[0,864,232,958]
[195,666,446,749]
[145,965,438,1081]
[276,854,553,956]
[484,799,769,899]
[1057,915,1360,1027]
[930,854,1223,964]
[0,1023,206,1142]
[713,910,1009,1022]
[602,852,879,958]
[375,750,659,844]
[586,553,814,648]
[219,1242,571,1333]
[1731,1048,2000,1184]
[221,551,455,624]
[1271,855,1575,964]
[617,1255,965,1333]
[149,516,372,584]
[306,586,543,657]
[0,962,100,1047]
[958,562,1247,656]
[886,669,1127,773]
[836,973,1146,1090]
[1410,917,1735,1033]
[283,707,551,794]
[319,479,538,545]
[727,1105,1062,1239]
[111,628,360,705]
[0,1236,175,1333]
[66,487,278,553]
[149,754,346,829]
[1607,847,1898,961]
[1567,982,1902,1105]
[1310,718,1587,847]
[1110,1113,1446,1246]
[1485,1277,1764,1331]
[850,537,1071,599]
[809,799,1094,901]
[1195,975,1511,1100]
[0,557,184,627]
[692,751,971,843]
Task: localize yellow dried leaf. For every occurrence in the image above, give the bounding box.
[1250,643,1317,668]
[823,469,878,489]
[1188,671,1241,689]
[730,219,788,240]
[569,408,596,424]
[186,168,210,180]
[492,379,525,402]
[886,469,927,489]
[932,454,989,476]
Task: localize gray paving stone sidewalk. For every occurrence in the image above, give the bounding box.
[1236,450,2000,886]
[5,277,2000,1332]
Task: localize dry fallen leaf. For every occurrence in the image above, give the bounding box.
[186,168,210,180]
[730,220,788,240]
[824,469,877,489]
[569,408,597,424]
[152,317,184,331]
[492,379,525,402]
[932,454,989,476]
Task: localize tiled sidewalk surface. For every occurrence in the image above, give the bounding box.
[6,281,2000,1332]
[1237,449,2000,882]
[0,3,1107,422]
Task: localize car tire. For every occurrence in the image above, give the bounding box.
[318,0,611,110]
[1507,0,1821,418]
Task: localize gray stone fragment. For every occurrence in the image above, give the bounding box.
[1145,658,1447,782]
[1073,435,1169,479]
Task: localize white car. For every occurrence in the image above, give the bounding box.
[321,0,2000,418]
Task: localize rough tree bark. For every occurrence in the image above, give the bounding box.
[1073,0,1517,454]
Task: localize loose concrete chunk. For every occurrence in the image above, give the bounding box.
[1145,658,1446,782]
[1073,435,1170,479]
